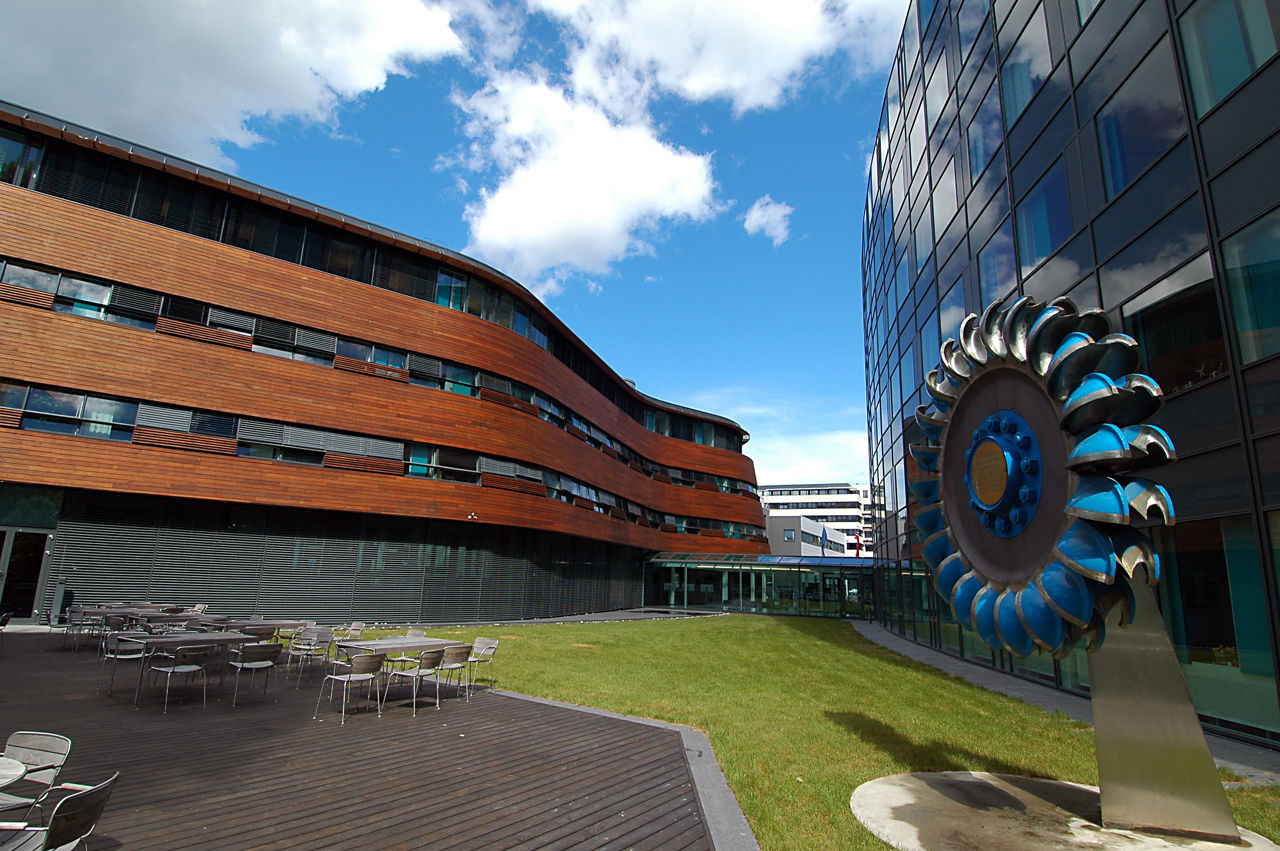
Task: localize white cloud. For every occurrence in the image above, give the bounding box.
[832,0,913,78]
[0,0,463,169]
[746,429,870,486]
[742,195,794,247]
[457,72,718,294]
[531,0,841,114]
[587,280,604,295]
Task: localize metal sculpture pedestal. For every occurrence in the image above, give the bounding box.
[1088,582,1239,842]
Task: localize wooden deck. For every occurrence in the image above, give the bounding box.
[0,632,714,849]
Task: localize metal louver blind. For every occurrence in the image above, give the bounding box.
[207,307,255,333]
[366,438,404,460]
[282,425,326,450]
[136,403,194,431]
[255,318,296,346]
[237,419,285,445]
[515,463,542,481]
[325,433,367,455]
[478,373,512,394]
[479,457,516,477]
[109,285,163,316]
[406,354,442,377]
[295,328,337,354]
[161,295,206,324]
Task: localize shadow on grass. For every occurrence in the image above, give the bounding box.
[828,709,1045,779]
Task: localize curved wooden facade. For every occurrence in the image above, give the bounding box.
[0,103,766,623]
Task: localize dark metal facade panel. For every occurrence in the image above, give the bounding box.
[39,492,643,623]
[206,306,255,333]
[109,285,163,316]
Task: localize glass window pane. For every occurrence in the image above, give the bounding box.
[932,158,960,234]
[1,263,58,293]
[83,396,137,425]
[1015,161,1072,275]
[56,276,111,305]
[25,388,83,417]
[0,382,27,409]
[336,339,372,362]
[1122,255,1227,391]
[1223,205,1280,363]
[967,83,1003,183]
[372,347,406,369]
[1180,0,1279,115]
[1001,5,1052,127]
[1078,0,1103,22]
[1098,42,1187,199]
[925,56,951,133]
[979,218,1016,304]
[1159,516,1279,733]
[958,0,988,58]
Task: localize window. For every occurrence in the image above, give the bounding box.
[407,444,480,484]
[1078,0,1103,23]
[967,83,1003,183]
[783,529,796,542]
[21,389,136,441]
[1122,254,1227,392]
[436,269,467,310]
[1097,42,1187,199]
[236,444,322,465]
[925,56,951,134]
[1015,161,1072,275]
[957,0,988,59]
[443,364,475,396]
[1180,0,1279,116]
[1224,206,1280,363]
[932,159,960,234]
[978,219,1016,304]
[1001,6,1052,127]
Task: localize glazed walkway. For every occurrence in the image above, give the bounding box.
[0,630,755,849]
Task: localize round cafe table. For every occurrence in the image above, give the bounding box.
[0,756,26,789]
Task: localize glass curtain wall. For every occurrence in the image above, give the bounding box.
[862,0,1280,744]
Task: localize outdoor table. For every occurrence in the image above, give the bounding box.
[0,757,25,790]
[123,631,258,707]
[336,636,463,657]
[218,619,308,633]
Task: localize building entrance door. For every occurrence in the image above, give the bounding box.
[0,529,52,620]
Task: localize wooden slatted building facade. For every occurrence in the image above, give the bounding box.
[0,100,768,623]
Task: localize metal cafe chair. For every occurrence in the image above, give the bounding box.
[0,771,119,851]
[385,648,445,717]
[0,732,72,821]
[313,653,386,725]
[286,627,334,687]
[436,644,472,704]
[467,638,500,696]
[145,645,215,714]
[96,633,147,696]
[230,643,283,706]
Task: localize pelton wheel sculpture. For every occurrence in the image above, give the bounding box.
[909,295,1174,658]
[909,295,1242,842]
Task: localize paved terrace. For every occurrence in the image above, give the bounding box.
[0,629,755,850]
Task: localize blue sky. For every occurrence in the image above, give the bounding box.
[1,0,908,485]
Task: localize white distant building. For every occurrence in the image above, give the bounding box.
[758,483,876,557]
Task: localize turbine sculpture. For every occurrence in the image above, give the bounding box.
[908,294,1240,842]
[909,295,1173,658]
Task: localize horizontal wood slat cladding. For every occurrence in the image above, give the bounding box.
[0,186,755,481]
[155,316,252,350]
[0,429,764,553]
[0,306,765,527]
[0,282,54,309]
[322,453,403,474]
[132,426,236,455]
[477,387,539,416]
[480,473,545,496]
[0,409,19,428]
[332,355,409,383]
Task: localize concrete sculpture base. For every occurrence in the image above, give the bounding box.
[851,771,1276,850]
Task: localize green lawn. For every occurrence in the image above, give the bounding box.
[403,614,1280,849]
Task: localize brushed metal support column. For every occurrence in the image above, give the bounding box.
[1088,580,1240,843]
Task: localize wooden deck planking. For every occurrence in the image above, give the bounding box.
[0,633,714,850]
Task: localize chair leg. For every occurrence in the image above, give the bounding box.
[163,672,172,715]
[313,677,331,720]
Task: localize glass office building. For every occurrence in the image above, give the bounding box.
[861,0,1280,743]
